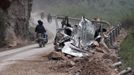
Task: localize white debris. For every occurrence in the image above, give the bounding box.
[62,41,87,57]
[78,17,96,45]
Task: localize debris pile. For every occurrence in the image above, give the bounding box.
[45,16,131,75]
[79,57,116,75]
[45,50,118,75]
[49,16,117,75]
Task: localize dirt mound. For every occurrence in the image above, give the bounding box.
[79,57,117,75]
[44,51,118,75]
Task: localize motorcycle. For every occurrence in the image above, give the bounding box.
[37,33,48,47]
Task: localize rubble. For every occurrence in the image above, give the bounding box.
[43,47,118,75]
[79,57,117,75]
[117,67,132,75]
[62,40,88,57]
[111,61,122,68]
[49,17,120,75]
[48,51,66,60]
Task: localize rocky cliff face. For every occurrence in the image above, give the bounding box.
[0,0,32,47]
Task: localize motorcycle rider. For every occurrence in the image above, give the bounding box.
[35,20,48,42]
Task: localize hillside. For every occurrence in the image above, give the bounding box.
[32,0,134,23]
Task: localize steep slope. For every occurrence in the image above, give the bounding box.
[0,0,33,47]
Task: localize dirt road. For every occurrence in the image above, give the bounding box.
[0,12,57,72]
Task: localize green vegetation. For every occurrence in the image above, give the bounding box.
[119,13,134,68]
[120,29,134,68]
[43,0,134,24]
[33,0,134,23]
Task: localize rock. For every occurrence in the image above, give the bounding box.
[69,61,75,66]
[5,28,17,47]
[0,0,33,47]
[48,51,69,60]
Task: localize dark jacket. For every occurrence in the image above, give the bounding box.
[35,25,46,34]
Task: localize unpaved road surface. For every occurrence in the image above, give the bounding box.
[0,12,70,75]
[0,12,57,73]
